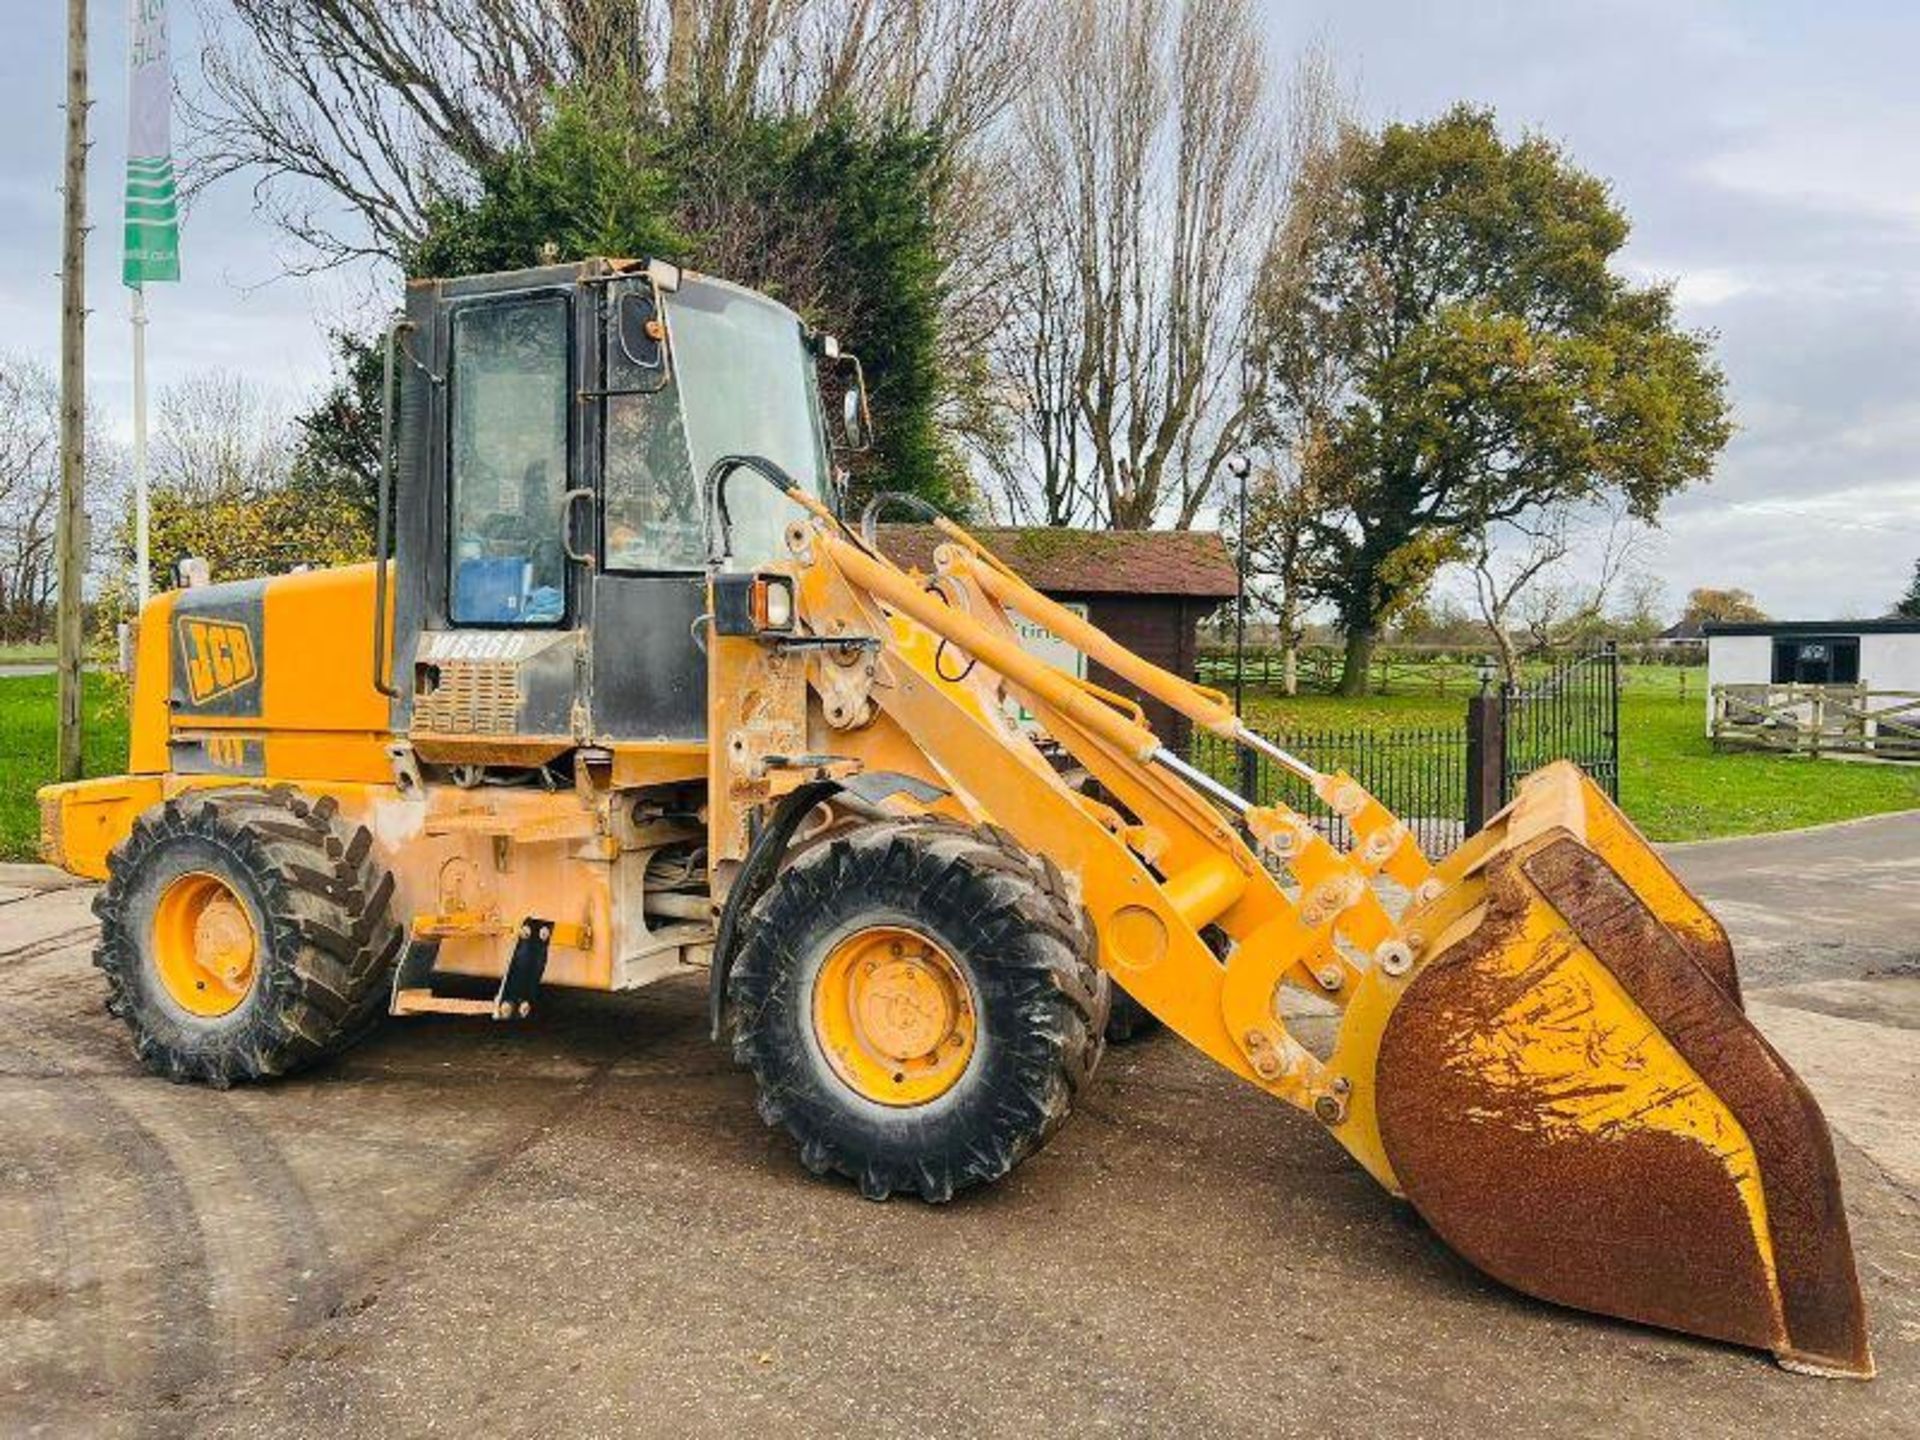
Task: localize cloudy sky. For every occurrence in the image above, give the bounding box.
[5,1,1916,620]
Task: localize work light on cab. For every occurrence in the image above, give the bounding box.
[712,571,796,637]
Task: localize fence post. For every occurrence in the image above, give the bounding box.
[1237,745,1261,803]
[1606,639,1621,801]
[1465,682,1505,833]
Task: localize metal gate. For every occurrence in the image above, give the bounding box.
[1500,641,1621,804]
[1188,722,1470,860]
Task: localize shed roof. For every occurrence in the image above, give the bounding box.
[1705,619,1920,636]
[874,525,1240,600]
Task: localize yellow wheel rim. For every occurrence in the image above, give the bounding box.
[812,925,977,1106]
[151,871,259,1018]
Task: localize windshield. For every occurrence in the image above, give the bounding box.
[665,277,828,566]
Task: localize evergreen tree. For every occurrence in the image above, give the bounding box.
[1892,561,1920,619]
[302,87,963,517]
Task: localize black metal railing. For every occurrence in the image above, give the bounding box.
[1184,722,1470,858]
[1179,642,1620,859]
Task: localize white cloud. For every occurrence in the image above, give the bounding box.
[1698,107,1920,230]
[1620,264,1760,309]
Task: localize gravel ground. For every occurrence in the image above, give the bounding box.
[0,817,1914,1439]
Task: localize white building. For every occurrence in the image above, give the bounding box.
[1705,620,1920,688]
[1705,619,1920,738]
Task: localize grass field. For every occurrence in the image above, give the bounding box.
[1,675,130,861]
[3,666,1918,860]
[0,642,56,664]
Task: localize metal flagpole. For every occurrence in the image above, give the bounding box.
[132,285,150,607]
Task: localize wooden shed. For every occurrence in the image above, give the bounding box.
[875,525,1240,748]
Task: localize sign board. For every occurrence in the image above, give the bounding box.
[124,0,180,286]
[1005,603,1088,729]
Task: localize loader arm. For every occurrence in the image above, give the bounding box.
[785,516,1423,1130]
[725,489,1869,1379]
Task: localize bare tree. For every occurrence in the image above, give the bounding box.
[0,355,126,640]
[1612,570,1670,642]
[1469,500,1648,682]
[1468,515,1570,686]
[1222,47,1354,681]
[971,182,1094,525]
[1233,462,1327,694]
[980,16,1346,530]
[0,357,62,639]
[187,0,1036,273]
[772,0,1033,140]
[987,0,1285,529]
[152,372,295,503]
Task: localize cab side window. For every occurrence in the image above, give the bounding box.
[602,288,703,573]
[603,383,704,571]
[449,296,570,625]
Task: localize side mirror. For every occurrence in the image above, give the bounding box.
[615,289,665,371]
[842,388,869,451]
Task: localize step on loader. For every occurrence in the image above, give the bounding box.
[39,258,1869,1377]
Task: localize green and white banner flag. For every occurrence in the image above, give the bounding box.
[123,0,179,287]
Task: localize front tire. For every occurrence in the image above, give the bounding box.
[93,788,403,1086]
[727,818,1107,1202]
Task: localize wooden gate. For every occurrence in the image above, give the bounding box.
[1711,684,1920,757]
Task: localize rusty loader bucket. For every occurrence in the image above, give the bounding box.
[1364,762,1870,1376]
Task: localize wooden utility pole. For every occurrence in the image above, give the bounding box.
[56,0,89,782]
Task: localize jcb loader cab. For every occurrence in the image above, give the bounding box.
[40,258,1870,1378]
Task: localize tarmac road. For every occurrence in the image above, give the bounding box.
[0,813,1915,1439]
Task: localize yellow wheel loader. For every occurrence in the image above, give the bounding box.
[39,258,1870,1377]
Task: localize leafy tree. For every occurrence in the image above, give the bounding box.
[1256,106,1732,693]
[1891,561,1920,619]
[407,91,683,278]
[1682,586,1767,625]
[143,487,373,592]
[288,332,386,528]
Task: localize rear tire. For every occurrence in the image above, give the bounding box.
[93,787,403,1086]
[727,817,1107,1202]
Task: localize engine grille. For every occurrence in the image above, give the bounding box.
[411,659,521,736]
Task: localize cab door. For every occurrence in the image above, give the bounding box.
[586,274,709,742]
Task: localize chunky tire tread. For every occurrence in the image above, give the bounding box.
[93,786,404,1085]
[728,816,1107,1204]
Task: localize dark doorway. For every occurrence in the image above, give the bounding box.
[1771,636,1859,685]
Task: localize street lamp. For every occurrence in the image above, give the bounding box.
[1226,454,1252,719]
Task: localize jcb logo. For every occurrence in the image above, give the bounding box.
[177,618,258,704]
